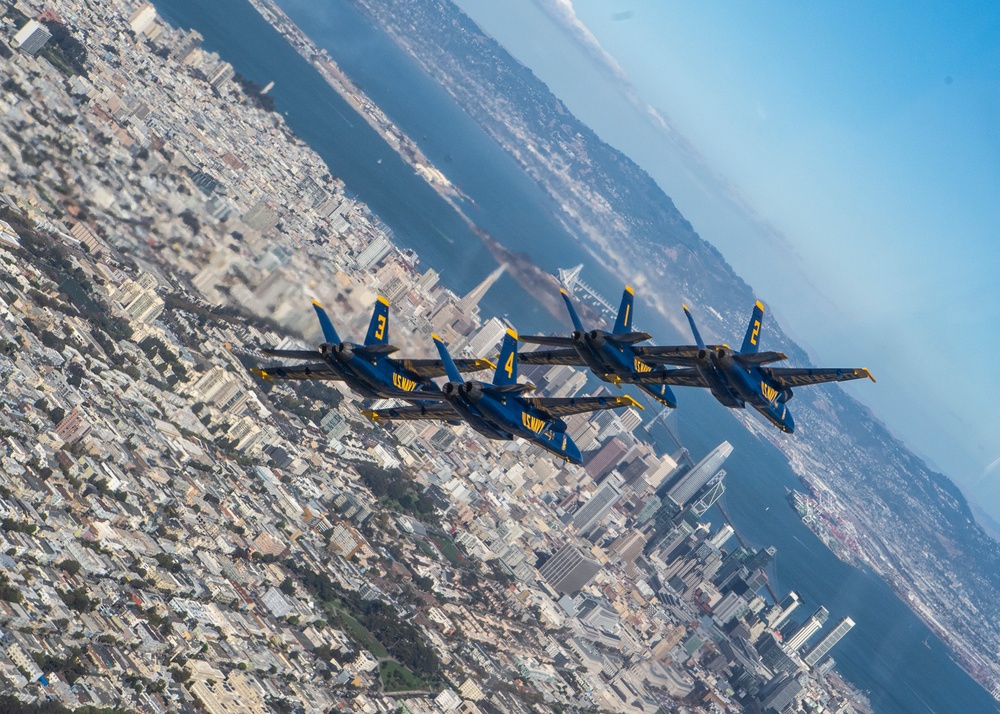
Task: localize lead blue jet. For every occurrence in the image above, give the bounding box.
[249,298,493,401]
[517,286,677,407]
[361,329,641,464]
[632,301,875,432]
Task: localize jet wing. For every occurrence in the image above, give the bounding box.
[632,368,709,388]
[734,351,787,365]
[250,363,341,382]
[606,332,652,345]
[759,367,876,388]
[361,403,460,423]
[259,348,320,360]
[517,348,584,367]
[521,394,642,419]
[631,345,724,365]
[396,358,495,379]
[519,335,576,347]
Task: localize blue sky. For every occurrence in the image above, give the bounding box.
[453,0,1000,515]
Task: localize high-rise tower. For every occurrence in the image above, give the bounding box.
[666,441,733,508]
[803,617,855,666]
[766,591,801,630]
[539,544,602,594]
[456,263,506,316]
[785,606,829,651]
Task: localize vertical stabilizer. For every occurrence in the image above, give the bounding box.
[493,329,520,386]
[740,301,765,354]
[682,305,706,350]
[560,289,586,331]
[613,285,635,334]
[312,300,341,344]
[432,334,464,383]
[365,296,391,346]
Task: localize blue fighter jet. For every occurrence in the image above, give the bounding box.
[249,298,493,400]
[361,329,642,464]
[632,301,875,432]
[517,285,677,407]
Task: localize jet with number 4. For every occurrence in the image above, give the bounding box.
[517,286,678,407]
[249,297,494,401]
[361,329,642,464]
[631,301,875,432]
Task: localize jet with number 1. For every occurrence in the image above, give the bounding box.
[362,329,642,464]
[517,285,678,407]
[249,298,493,401]
[631,301,875,432]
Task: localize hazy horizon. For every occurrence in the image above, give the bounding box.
[451,0,1000,521]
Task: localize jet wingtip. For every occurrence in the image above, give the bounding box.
[249,368,272,382]
[865,369,877,383]
[622,395,644,410]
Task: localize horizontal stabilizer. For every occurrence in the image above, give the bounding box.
[734,351,787,365]
[518,348,583,367]
[632,344,723,365]
[259,347,320,360]
[519,334,576,347]
[632,368,708,388]
[249,363,341,382]
[484,382,536,396]
[354,344,399,357]
[606,331,652,345]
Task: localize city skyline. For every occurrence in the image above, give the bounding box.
[0,0,995,712]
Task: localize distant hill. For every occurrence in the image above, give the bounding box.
[349,0,1000,687]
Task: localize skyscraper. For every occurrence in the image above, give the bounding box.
[538,544,602,594]
[128,3,157,34]
[13,20,52,56]
[585,437,630,482]
[766,591,801,630]
[355,235,392,271]
[785,606,829,651]
[456,264,506,316]
[666,441,733,507]
[170,29,203,64]
[571,474,624,536]
[803,617,855,666]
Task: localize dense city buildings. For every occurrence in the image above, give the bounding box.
[0,0,866,711]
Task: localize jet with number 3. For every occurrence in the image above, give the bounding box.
[361,329,642,464]
[249,298,493,401]
[631,301,875,432]
[517,286,679,407]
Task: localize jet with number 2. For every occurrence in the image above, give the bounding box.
[632,301,875,433]
[249,298,493,401]
[362,329,642,464]
[517,286,678,407]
